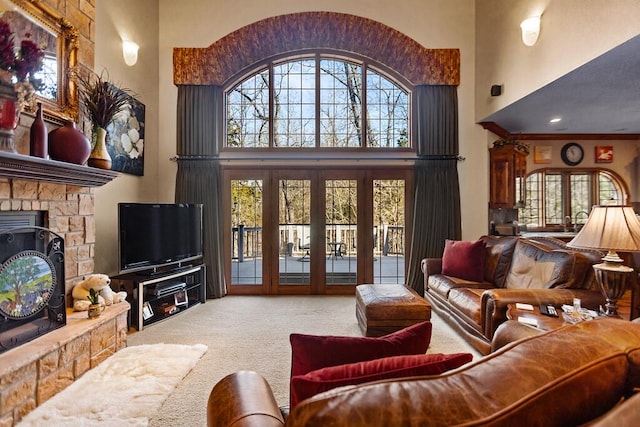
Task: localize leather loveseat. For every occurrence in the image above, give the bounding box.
[421,235,605,354]
[207,318,640,426]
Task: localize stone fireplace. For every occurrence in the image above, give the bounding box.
[0,153,126,426]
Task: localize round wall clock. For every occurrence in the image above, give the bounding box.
[561,142,584,166]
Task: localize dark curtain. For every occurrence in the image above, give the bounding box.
[175,85,226,298]
[406,85,461,295]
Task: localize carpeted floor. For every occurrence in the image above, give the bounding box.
[127,295,480,426]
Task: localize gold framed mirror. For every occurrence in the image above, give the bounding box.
[0,0,78,123]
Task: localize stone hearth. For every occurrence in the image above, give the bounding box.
[0,303,129,425]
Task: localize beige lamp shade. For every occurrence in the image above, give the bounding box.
[568,205,640,261]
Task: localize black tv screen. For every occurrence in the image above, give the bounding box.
[118,203,203,274]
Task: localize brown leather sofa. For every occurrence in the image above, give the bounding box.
[207,318,640,426]
[421,235,605,354]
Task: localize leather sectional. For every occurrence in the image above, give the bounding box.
[421,235,605,354]
[207,318,640,426]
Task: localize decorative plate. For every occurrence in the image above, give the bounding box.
[0,251,57,319]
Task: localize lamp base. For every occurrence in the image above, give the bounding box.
[592,261,633,318]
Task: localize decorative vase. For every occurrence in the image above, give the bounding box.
[48,120,91,165]
[88,126,112,169]
[30,102,47,158]
[0,83,20,153]
[88,303,103,319]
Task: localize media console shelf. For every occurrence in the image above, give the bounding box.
[112,264,206,331]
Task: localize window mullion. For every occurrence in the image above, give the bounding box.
[268,62,274,148]
[362,63,367,147]
[315,54,320,148]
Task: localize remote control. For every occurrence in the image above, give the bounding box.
[540,304,558,317]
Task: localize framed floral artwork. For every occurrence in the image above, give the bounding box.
[595,146,613,163]
[106,91,145,176]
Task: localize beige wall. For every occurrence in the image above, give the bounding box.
[476,0,640,121]
[93,0,160,275]
[476,0,640,212]
[91,0,640,274]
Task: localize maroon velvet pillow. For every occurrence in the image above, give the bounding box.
[290,321,432,378]
[290,352,473,408]
[441,239,486,282]
[289,321,432,406]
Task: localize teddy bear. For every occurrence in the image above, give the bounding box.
[72,273,127,312]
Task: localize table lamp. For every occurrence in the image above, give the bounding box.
[567,205,640,317]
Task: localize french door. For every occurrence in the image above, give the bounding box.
[224,167,412,295]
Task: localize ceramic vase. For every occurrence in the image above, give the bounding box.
[0,83,20,153]
[30,102,47,158]
[88,126,112,170]
[48,120,91,165]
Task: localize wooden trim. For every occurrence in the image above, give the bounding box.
[479,121,640,141]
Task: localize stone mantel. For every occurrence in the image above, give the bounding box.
[0,152,118,187]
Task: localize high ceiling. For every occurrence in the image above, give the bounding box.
[479,34,640,138]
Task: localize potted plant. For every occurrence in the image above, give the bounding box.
[75,70,135,169]
[87,288,103,319]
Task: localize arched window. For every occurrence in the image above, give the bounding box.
[223,53,413,295]
[519,169,628,229]
[225,54,410,150]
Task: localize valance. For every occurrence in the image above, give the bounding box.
[173,12,460,87]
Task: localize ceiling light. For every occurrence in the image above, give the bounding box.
[122,40,139,66]
[549,118,562,123]
[520,16,541,46]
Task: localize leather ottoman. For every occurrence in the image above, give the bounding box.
[356,284,431,337]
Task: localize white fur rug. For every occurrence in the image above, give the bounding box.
[18,343,208,427]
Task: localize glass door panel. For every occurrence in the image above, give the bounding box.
[325,179,357,284]
[278,179,311,286]
[230,179,263,286]
[373,179,405,283]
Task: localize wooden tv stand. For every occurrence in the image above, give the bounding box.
[112,264,206,331]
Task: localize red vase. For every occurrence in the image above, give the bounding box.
[0,83,19,153]
[48,120,91,165]
[30,102,48,158]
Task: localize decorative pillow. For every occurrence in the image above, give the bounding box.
[290,321,432,379]
[290,352,473,408]
[441,239,486,282]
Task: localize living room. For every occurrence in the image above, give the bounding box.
[1,0,640,425]
[91,0,640,296]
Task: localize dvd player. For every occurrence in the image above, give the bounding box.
[153,281,186,297]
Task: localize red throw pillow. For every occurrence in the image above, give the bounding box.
[441,239,486,282]
[290,352,473,408]
[290,321,432,378]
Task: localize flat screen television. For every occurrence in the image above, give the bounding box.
[118,203,203,274]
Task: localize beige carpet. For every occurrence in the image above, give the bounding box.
[127,295,480,426]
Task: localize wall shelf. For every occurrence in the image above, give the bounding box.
[0,151,118,187]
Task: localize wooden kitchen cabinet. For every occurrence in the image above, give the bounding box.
[489,145,527,209]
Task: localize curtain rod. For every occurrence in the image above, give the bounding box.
[170,156,417,162]
[418,155,466,161]
[170,155,219,161]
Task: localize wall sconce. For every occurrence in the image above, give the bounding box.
[122,40,139,66]
[520,16,541,46]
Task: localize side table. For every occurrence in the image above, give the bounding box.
[506,304,566,332]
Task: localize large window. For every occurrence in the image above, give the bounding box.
[226,55,410,149]
[223,54,412,295]
[519,169,627,229]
